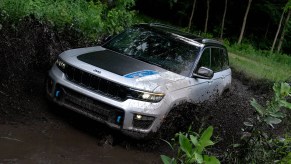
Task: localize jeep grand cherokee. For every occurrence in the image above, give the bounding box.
[46,23,231,138]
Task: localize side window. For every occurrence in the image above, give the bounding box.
[197,47,229,73]
[211,48,221,72]
[197,48,211,69]
[221,48,229,69]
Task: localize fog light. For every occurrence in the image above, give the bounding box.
[136,114,142,120]
[133,114,155,129]
[134,114,154,121]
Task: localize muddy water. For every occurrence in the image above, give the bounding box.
[0,123,160,163]
[0,70,270,163]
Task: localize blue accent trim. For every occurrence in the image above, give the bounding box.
[55,90,60,97]
[116,116,122,123]
[124,70,158,78]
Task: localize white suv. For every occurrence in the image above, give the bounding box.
[46,23,231,138]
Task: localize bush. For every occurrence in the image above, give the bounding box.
[0,0,137,41]
[161,126,220,164]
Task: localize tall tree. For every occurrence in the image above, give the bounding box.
[264,21,270,39]
[188,0,197,31]
[277,9,291,53]
[220,0,228,39]
[204,0,210,33]
[238,0,252,44]
[270,10,285,52]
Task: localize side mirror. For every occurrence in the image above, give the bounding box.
[193,66,214,79]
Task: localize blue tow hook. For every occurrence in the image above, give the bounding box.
[55,90,61,97]
[116,116,122,124]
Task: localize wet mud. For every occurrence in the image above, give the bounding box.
[0,70,269,163]
[0,122,160,163]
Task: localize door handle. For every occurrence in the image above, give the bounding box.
[208,81,213,85]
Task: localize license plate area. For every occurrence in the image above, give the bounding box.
[55,84,124,126]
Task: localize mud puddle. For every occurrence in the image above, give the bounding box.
[0,122,160,163]
[0,70,270,163]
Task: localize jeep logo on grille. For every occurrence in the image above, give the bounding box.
[93,69,101,74]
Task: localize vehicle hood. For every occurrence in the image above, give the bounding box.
[77,49,166,76]
[59,46,186,92]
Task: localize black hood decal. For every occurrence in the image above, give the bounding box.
[77,50,164,76]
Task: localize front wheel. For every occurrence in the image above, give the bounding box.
[157,103,197,140]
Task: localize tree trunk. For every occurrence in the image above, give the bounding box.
[188,0,197,31]
[264,21,270,39]
[238,0,252,44]
[270,10,285,52]
[204,0,210,33]
[277,9,291,53]
[220,0,228,39]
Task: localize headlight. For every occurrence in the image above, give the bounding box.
[128,89,165,103]
[55,58,66,72]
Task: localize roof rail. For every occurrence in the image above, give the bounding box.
[149,23,201,38]
[202,39,223,45]
[149,23,179,30]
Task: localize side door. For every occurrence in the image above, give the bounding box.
[188,48,213,103]
[212,48,231,95]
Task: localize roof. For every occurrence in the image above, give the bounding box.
[139,23,224,46]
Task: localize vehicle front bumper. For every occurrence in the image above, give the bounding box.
[46,65,169,137]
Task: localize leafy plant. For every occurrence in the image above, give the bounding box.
[226,82,291,163]
[248,82,291,128]
[161,126,220,164]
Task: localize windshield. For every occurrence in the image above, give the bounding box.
[103,26,200,76]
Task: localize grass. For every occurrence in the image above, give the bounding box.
[229,53,290,82]
[228,44,291,82]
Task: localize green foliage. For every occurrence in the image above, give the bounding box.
[161,126,220,164]
[199,32,213,39]
[0,0,137,41]
[248,83,291,127]
[275,135,291,163]
[229,43,291,66]
[284,0,291,11]
[226,82,291,163]
[228,43,291,82]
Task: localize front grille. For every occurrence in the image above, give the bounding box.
[63,64,128,101]
[56,85,124,126]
